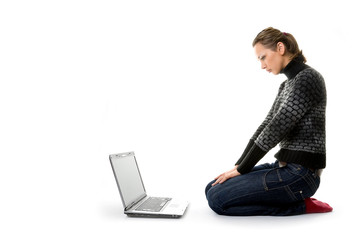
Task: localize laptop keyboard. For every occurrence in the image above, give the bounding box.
[135,197,171,212]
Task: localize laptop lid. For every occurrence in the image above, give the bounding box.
[109,152,147,210]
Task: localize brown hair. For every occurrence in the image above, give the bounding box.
[252,27,306,63]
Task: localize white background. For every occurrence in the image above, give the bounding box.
[1,0,359,239]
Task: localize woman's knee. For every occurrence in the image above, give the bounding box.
[205,180,215,197]
[205,185,226,215]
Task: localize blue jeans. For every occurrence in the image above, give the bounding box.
[205,161,320,216]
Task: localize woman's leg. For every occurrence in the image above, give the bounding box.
[205,162,320,216]
[205,162,277,197]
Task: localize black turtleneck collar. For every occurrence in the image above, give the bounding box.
[281,56,309,80]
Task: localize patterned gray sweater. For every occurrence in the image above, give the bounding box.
[235,59,326,174]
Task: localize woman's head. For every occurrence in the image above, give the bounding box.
[252,27,306,75]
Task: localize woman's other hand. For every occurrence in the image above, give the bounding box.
[212,166,241,186]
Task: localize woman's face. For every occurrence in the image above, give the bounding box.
[253,42,290,75]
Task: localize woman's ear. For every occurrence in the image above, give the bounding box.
[277,42,286,55]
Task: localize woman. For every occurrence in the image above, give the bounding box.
[205,27,332,216]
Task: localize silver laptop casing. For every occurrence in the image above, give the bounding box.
[109,152,188,218]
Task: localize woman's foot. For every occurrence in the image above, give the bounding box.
[305,198,333,213]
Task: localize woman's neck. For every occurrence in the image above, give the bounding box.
[281,57,309,79]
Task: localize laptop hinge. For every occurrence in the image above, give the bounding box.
[125,194,147,211]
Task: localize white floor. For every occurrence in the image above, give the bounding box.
[1,149,357,240]
[97,161,356,240]
[1,1,359,239]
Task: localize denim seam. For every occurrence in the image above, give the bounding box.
[266,174,317,201]
[263,167,304,191]
[303,173,318,193]
[263,168,283,190]
[207,186,265,213]
[276,169,283,182]
[264,175,304,192]
[284,185,297,201]
[283,166,306,177]
[224,190,266,209]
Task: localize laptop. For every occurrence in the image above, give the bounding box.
[109,151,189,218]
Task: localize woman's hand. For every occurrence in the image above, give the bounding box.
[212,166,241,186]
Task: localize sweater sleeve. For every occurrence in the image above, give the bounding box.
[234,83,284,174]
[251,82,285,140]
[235,139,267,174]
[235,139,255,166]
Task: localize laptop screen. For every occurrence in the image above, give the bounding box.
[110,152,146,208]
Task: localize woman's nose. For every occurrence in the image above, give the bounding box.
[261,62,266,69]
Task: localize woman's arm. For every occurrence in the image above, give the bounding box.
[234,83,284,167]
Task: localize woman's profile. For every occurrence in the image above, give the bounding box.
[205,27,333,216]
